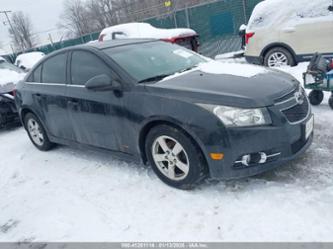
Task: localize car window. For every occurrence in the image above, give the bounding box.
[71,51,112,85]
[42,53,67,84]
[32,65,42,83]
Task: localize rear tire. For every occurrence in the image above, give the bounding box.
[308,90,324,106]
[145,125,208,190]
[264,47,295,67]
[24,113,54,151]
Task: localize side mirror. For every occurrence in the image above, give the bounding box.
[85,74,121,91]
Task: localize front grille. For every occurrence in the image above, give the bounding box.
[282,98,309,123]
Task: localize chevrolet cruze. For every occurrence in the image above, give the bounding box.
[15,40,314,189]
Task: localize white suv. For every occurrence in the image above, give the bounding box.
[245,0,333,67]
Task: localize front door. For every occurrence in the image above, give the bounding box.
[66,50,125,151]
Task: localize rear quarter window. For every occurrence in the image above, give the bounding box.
[27,65,42,83]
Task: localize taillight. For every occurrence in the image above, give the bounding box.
[12,89,16,97]
[330,60,333,70]
[98,34,105,42]
[160,38,176,43]
[245,32,255,44]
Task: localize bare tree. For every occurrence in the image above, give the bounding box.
[86,0,121,29]
[59,0,97,38]
[8,11,35,51]
[58,0,217,39]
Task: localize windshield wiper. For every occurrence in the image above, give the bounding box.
[138,74,172,83]
[178,65,199,73]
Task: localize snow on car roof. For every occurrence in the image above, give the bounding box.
[99,22,197,40]
[247,0,332,31]
[15,51,45,70]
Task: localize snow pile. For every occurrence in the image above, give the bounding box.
[247,0,332,31]
[15,52,45,71]
[99,22,197,41]
[215,50,244,60]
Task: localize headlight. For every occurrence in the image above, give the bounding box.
[197,104,272,127]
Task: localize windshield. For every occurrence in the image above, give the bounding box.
[104,41,207,83]
[0,60,23,73]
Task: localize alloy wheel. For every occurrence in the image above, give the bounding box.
[267,52,288,67]
[27,118,44,146]
[151,135,190,181]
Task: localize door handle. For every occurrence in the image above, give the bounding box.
[68,99,79,110]
[35,93,44,101]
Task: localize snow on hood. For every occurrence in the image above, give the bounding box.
[100,22,197,41]
[198,61,269,78]
[15,52,45,70]
[0,69,25,93]
[162,61,269,82]
[247,0,332,31]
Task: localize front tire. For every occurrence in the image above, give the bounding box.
[145,125,208,190]
[264,47,295,67]
[24,113,54,151]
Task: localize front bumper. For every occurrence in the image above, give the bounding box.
[207,113,314,180]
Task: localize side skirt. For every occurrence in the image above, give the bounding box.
[48,135,143,165]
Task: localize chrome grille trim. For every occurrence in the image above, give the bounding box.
[275,88,311,124]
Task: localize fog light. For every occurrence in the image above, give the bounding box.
[235,151,281,167]
[259,152,267,164]
[241,154,251,166]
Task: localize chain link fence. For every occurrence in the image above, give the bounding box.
[3,0,261,62]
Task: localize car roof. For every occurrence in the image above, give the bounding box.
[83,39,157,50]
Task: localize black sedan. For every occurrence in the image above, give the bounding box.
[15,40,314,189]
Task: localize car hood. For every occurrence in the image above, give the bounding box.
[145,65,299,108]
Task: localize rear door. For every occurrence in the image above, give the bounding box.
[31,52,74,140]
[66,50,125,151]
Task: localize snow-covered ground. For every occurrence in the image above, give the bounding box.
[0,61,333,242]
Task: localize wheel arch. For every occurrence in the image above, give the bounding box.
[138,118,210,171]
[20,107,47,132]
[261,42,297,63]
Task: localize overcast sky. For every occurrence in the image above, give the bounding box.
[0,0,64,51]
